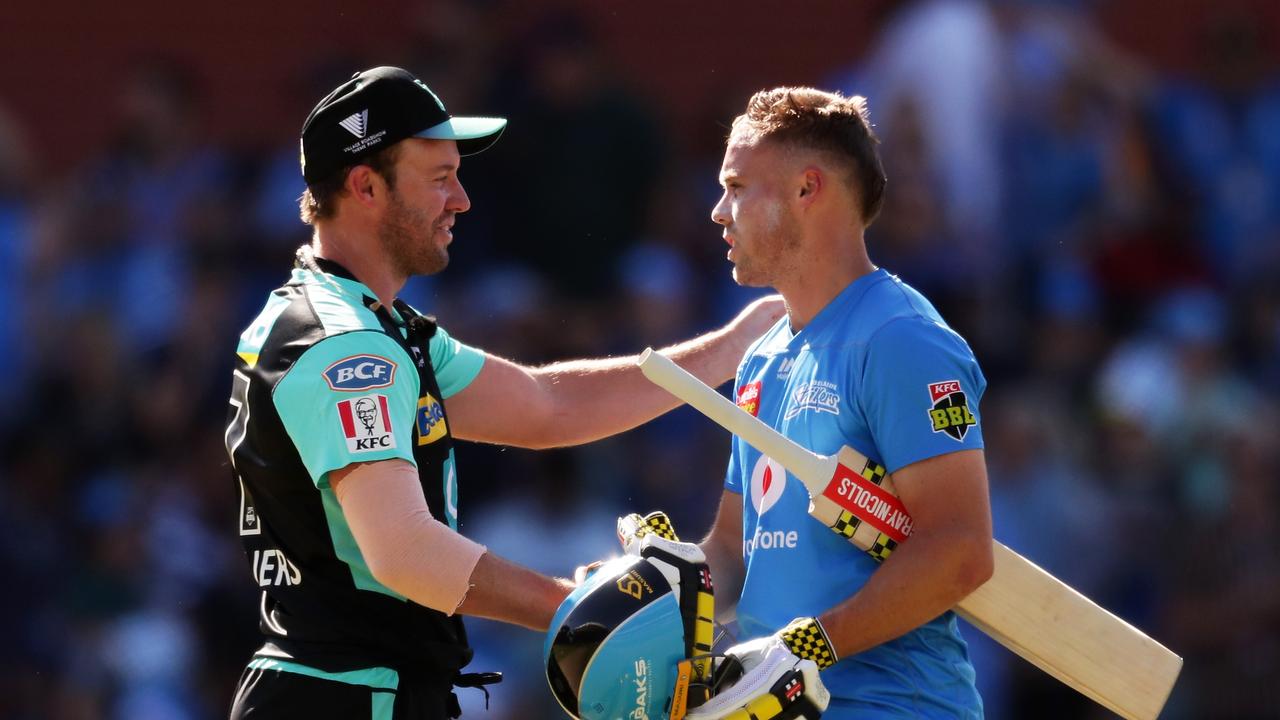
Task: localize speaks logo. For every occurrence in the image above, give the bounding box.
[631,659,650,720]
[337,395,396,453]
[749,454,787,515]
[784,380,840,420]
[927,380,977,441]
[323,355,397,391]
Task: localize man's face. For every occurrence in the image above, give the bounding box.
[378,138,471,277]
[710,136,802,288]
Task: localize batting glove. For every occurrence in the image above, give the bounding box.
[687,618,836,720]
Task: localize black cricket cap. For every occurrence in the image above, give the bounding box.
[300,66,507,185]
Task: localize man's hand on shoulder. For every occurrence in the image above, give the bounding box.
[725,294,787,351]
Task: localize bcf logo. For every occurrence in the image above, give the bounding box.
[749,454,787,515]
[323,355,397,391]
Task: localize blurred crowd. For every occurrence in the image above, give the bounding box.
[2,1,1279,718]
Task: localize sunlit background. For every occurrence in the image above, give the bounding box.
[2,1,1279,718]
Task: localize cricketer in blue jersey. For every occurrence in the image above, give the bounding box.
[687,88,994,720]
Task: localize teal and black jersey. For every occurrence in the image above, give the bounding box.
[224,257,485,676]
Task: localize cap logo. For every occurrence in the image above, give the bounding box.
[339,110,369,138]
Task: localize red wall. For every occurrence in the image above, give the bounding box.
[4,0,1276,177]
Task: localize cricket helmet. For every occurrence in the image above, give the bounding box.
[544,555,692,720]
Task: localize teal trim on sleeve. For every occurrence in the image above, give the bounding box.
[318,485,407,599]
[237,292,291,366]
[428,325,485,399]
[247,656,400,691]
[372,691,396,719]
[273,332,420,485]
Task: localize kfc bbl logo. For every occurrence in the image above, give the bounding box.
[927,380,977,441]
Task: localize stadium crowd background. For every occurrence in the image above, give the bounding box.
[2,0,1279,717]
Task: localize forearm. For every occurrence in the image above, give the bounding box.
[819,529,992,658]
[449,296,784,449]
[526,328,744,447]
[334,460,572,629]
[334,461,487,614]
[456,552,575,631]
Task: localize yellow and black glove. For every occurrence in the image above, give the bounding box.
[688,618,836,720]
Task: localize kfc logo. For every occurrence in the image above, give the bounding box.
[337,395,396,453]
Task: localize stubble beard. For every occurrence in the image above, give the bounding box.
[732,199,801,288]
[379,192,450,278]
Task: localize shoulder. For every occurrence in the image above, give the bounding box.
[860,274,971,351]
[303,280,385,336]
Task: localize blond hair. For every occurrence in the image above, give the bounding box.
[732,87,886,225]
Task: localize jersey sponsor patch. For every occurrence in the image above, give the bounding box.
[749,454,787,515]
[737,381,762,417]
[323,354,397,391]
[337,394,397,452]
[927,380,977,441]
[784,380,841,420]
[415,392,448,445]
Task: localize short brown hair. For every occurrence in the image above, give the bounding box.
[299,142,403,224]
[731,87,886,225]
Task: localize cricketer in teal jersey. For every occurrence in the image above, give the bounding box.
[686,88,995,720]
[225,67,784,720]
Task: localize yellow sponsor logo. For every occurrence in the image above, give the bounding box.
[616,570,652,600]
[415,393,448,445]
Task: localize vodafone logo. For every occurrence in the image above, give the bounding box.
[749,455,787,515]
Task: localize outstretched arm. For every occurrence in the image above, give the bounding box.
[446,295,784,449]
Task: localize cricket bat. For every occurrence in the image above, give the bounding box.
[637,349,1182,720]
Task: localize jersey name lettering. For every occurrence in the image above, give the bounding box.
[253,549,302,587]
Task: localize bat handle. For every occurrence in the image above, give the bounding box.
[637,348,833,484]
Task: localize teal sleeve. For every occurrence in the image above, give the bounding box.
[273,332,420,485]
[858,317,986,474]
[428,325,485,399]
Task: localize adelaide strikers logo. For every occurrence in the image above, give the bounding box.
[749,454,788,515]
[927,380,977,441]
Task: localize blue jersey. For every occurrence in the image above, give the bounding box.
[725,269,987,718]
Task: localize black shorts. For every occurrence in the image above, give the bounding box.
[229,656,457,720]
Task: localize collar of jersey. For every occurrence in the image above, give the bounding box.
[784,267,890,343]
[292,257,406,325]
